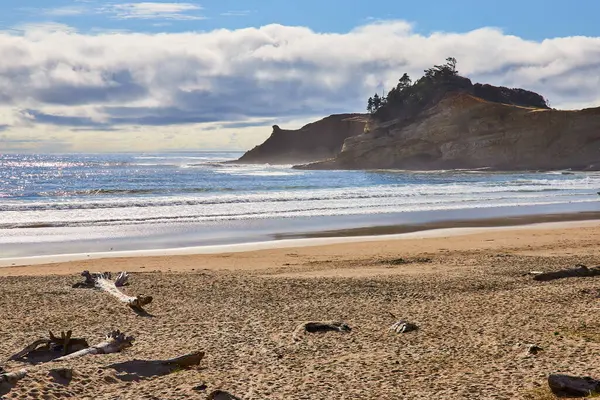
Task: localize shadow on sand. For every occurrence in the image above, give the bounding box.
[107,351,205,382]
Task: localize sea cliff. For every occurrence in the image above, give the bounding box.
[236,114,367,164]
[239,59,600,170]
[298,93,600,171]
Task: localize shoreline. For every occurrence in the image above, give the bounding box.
[2,211,600,271]
[3,198,599,260]
[275,210,600,238]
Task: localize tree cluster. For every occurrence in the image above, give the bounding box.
[366,57,458,115]
[366,57,549,121]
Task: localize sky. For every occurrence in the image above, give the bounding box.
[1,0,600,153]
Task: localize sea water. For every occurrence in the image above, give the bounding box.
[1,151,599,258]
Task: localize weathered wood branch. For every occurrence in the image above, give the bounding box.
[548,374,600,396]
[389,320,418,333]
[0,369,27,386]
[54,330,134,362]
[114,271,130,287]
[73,270,130,288]
[533,264,600,281]
[8,339,50,361]
[73,271,150,313]
[8,331,88,362]
[94,273,152,313]
[1,331,133,394]
[521,271,544,277]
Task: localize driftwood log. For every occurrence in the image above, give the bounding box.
[548,374,600,396]
[0,369,27,387]
[75,271,152,313]
[389,320,418,334]
[95,273,152,313]
[532,264,600,281]
[54,330,134,362]
[293,321,351,341]
[73,271,129,288]
[8,331,89,362]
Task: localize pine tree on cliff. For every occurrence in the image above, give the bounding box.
[372,93,382,111]
[367,96,374,113]
[446,57,457,74]
[398,73,412,89]
[423,57,459,80]
[368,57,548,123]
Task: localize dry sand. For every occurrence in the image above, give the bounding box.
[2,222,600,399]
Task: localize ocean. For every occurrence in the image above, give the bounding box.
[1,151,599,259]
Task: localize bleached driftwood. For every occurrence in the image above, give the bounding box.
[9,339,51,361]
[521,271,544,277]
[548,374,600,396]
[54,330,134,362]
[73,270,130,288]
[94,273,152,313]
[73,270,150,313]
[0,368,27,387]
[389,320,418,334]
[74,270,150,313]
[8,331,89,361]
[533,264,600,281]
[293,321,351,341]
[114,271,130,287]
[1,331,132,394]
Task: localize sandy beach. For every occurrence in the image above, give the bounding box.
[2,221,600,399]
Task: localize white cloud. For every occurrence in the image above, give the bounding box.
[221,10,252,17]
[1,20,600,152]
[8,22,78,34]
[44,6,88,16]
[102,2,205,20]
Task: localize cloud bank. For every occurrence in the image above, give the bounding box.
[1,20,600,151]
[101,2,205,20]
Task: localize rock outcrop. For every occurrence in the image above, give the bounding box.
[297,93,600,171]
[236,114,367,164]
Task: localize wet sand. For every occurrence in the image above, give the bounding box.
[1,221,600,399]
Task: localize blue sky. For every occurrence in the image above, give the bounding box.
[1,1,600,152]
[4,0,600,39]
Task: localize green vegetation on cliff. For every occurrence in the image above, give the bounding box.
[366,58,549,123]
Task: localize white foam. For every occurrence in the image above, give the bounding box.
[2,219,599,268]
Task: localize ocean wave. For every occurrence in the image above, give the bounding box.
[1,184,335,199]
[2,198,597,230]
[34,187,240,197]
[1,183,596,212]
[0,160,127,168]
[217,170,303,176]
[3,154,600,232]
[128,162,181,167]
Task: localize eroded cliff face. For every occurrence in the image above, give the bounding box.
[297,93,600,171]
[236,114,367,164]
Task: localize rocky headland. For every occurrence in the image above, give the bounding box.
[236,114,367,164]
[238,59,600,171]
